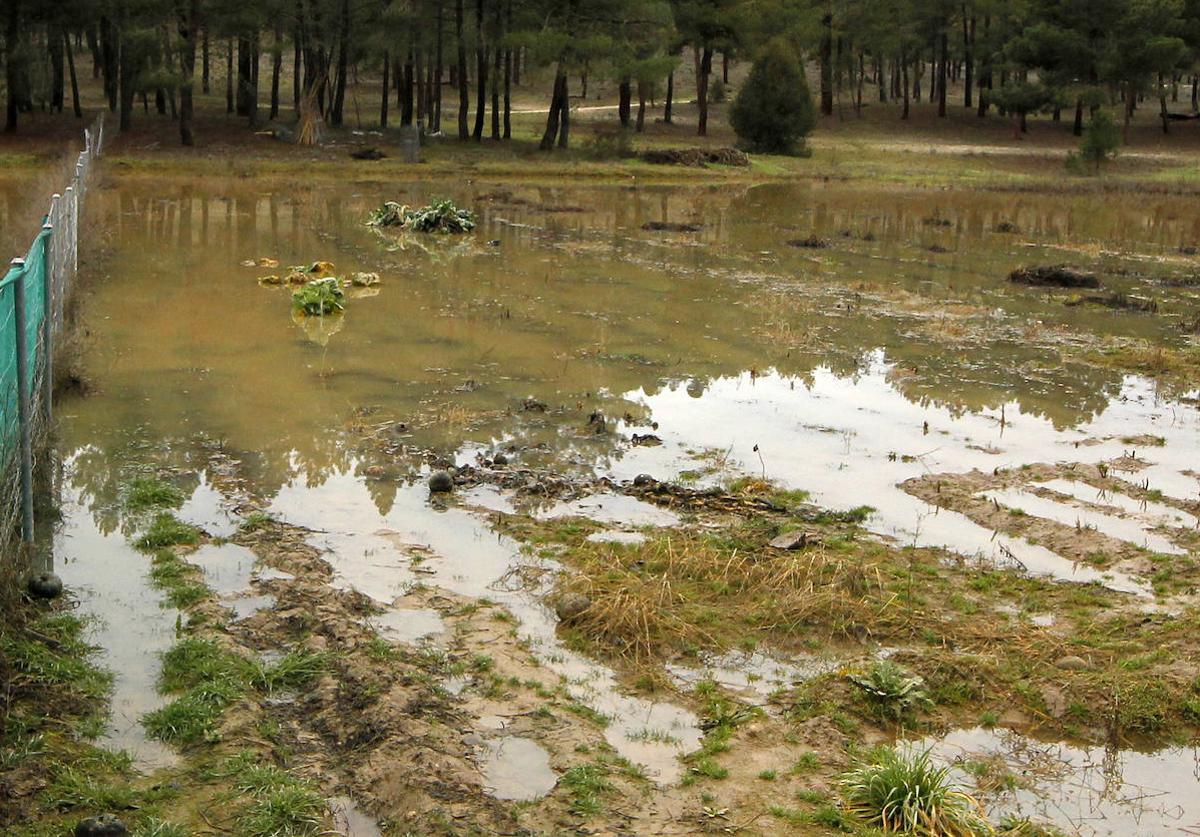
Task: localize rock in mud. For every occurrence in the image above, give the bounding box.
[1009,265,1099,289]
[554,593,592,622]
[1055,655,1089,670]
[26,571,63,600]
[640,147,749,167]
[521,397,548,412]
[492,452,509,466]
[74,815,129,837]
[769,531,818,550]
[633,473,657,488]
[351,147,386,160]
[428,470,454,493]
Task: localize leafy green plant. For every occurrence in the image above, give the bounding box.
[367,199,476,233]
[124,477,185,512]
[135,513,199,549]
[291,277,345,316]
[840,747,990,836]
[849,660,934,721]
[1075,110,1120,173]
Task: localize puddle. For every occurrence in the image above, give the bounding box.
[328,795,383,837]
[176,474,241,537]
[667,650,841,702]
[225,593,276,621]
[268,472,703,783]
[479,736,557,801]
[538,493,680,527]
[189,543,259,596]
[982,487,1186,556]
[917,727,1200,836]
[1036,478,1200,530]
[369,607,446,644]
[52,470,180,770]
[460,485,518,515]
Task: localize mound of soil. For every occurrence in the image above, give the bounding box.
[1009,265,1100,288]
[642,221,703,233]
[788,236,829,249]
[639,147,749,167]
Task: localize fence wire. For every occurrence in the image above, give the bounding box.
[0,115,104,548]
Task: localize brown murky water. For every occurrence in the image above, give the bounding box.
[51,177,1200,829]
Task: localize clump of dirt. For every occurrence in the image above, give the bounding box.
[1009,265,1100,288]
[642,221,703,233]
[640,147,749,167]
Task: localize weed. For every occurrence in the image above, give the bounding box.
[135,514,199,550]
[757,768,777,781]
[250,650,327,693]
[291,277,345,316]
[124,478,185,511]
[561,763,612,816]
[849,660,934,721]
[841,747,989,836]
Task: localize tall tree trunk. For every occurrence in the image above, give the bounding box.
[5,0,19,132]
[119,20,136,131]
[178,0,197,145]
[1159,76,1170,135]
[101,16,118,111]
[416,49,426,127]
[472,0,485,140]
[635,78,647,132]
[226,40,234,113]
[1073,97,1083,136]
[202,28,209,92]
[434,0,444,132]
[380,52,390,127]
[900,48,910,120]
[963,13,974,108]
[401,51,414,125]
[270,24,282,119]
[490,33,500,138]
[697,46,712,135]
[618,77,631,126]
[937,28,948,117]
[456,0,468,139]
[248,39,260,127]
[331,0,349,126]
[819,12,833,115]
[65,32,82,117]
[557,73,569,147]
[502,0,511,138]
[237,38,252,115]
[49,24,65,113]
[664,70,674,123]
[539,66,564,150]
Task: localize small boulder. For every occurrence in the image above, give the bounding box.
[492,452,509,466]
[1055,655,1089,671]
[769,531,818,551]
[428,470,454,493]
[26,571,63,600]
[633,474,656,488]
[75,815,129,837]
[554,593,592,622]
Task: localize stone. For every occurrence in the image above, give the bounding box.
[492,452,508,466]
[1055,655,1089,671]
[554,593,592,622]
[428,470,454,493]
[1008,265,1099,289]
[633,474,656,487]
[26,572,63,600]
[769,531,817,550]
[74,815,129,837]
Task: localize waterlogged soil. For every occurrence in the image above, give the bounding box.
[33,174,1200,835]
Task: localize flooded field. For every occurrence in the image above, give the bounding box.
[47,176,1200,834]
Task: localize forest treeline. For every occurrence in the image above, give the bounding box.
[3,0,1199,148]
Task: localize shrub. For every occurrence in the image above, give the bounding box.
[849,660,934,721]
[1078,110,1120,172]
[729,38,815,154]
[841,747,991,836]
[291,277,345,316]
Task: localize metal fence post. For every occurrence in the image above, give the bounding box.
[11,259,34,542]
[40,223,54,423]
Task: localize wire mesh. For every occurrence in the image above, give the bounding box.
[0,115,104,549]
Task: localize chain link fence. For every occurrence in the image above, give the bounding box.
[0,116,104,549]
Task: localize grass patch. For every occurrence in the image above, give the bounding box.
[841,747,989,836]
[135,513,199,550]
[124,477,185,512]
[560,763,612,817]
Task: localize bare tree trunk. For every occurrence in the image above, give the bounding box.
[490,29,500,138]
[819,12,833,116]
[539,66,563,150]
[5,0,19,132]
[963,12,974,108]
[65,32,82,117]
[900,48,910,120]
[331,0,349,125]
[202,28,209,93]
[178,0,197,145]
[472,0,485,140]
[636,78,647,132]
[456,0,468,139]
[664,70,673,123]
[226,39,234,114]
[618,77,631,126]
[270,24,282,119]
[557,73,569,147]
[697,46,712,135]
[380,52,390,127]
[937,28,947,117]
[434,0,444,132]
[502,0,511,138]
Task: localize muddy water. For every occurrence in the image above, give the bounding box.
[52,179,1199,800]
